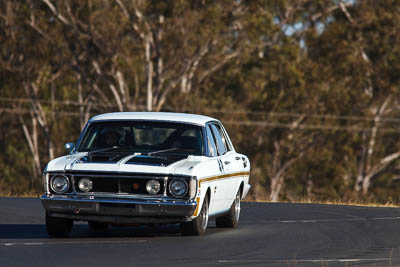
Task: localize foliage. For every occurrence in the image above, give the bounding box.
[1,0,400,203]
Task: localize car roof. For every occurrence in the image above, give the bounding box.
[89,112,218,126]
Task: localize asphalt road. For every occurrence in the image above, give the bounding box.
[2,198,400,267]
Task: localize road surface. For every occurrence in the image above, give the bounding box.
[1,198,400,266]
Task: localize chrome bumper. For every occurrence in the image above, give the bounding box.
[41,194,197,224]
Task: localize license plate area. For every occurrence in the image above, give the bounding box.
[99,202,137,215]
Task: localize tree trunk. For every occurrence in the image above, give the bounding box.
[19,115,41,189]
[270,175,284,202]
[145,33,153,111]
[354,98,391,194]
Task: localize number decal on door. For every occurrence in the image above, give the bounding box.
[218,159,224,173]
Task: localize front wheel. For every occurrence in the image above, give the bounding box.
[215,189,241,228]
[181,197,209,236]
[46,213,73,237]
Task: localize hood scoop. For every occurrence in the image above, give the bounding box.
[125,156,174,167]
[80,153,128,163]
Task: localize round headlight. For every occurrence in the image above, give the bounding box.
[146,180,161,195]
[78,178,93,192]
[169,179,188,198]
[50,175,70,193]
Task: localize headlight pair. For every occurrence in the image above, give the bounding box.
[50,176,93,193]
[146,178,192,197]
[146,179,192,197]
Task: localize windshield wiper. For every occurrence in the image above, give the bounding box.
[148,147,178,156]
[88,146,119,159]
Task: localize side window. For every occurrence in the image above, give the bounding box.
[210,124,227,155]
[216,123,232,152]
[206,126,217,157]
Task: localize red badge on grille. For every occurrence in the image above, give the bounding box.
[133,183,140,190]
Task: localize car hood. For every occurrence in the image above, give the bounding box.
[46,152,207,176]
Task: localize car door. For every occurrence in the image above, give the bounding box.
[210,122,235,210]
[209,123,242,210]
[204,124,227,214]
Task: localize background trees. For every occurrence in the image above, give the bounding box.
[1,0,400,202]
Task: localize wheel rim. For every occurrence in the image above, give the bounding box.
[201,201,209,230]
[234,192,241,222]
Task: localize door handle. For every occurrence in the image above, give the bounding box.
[224,161,230,165]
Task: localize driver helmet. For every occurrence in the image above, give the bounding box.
[100,127,125,146]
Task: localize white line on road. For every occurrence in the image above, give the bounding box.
[219,258,392,264]
[372,216,400,220]
[1,240,147,246]
[242,216,400,224]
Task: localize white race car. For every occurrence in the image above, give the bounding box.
[41,112,250,236]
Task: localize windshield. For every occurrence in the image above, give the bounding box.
[77,121,204,156]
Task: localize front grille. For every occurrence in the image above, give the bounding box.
[91,177,119,193]
[72,174,165,195]
[46,171,194,198]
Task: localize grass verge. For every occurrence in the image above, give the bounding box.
[0,192,42,198]
[246,197,400,208]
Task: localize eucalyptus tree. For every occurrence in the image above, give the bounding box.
[305,0,400,195]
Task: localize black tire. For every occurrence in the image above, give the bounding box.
[181,197,209,236]
[88,221,109,230]
[215,189,241,228]
[46,213,73,237]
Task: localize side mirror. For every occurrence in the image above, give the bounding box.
[65,143,75,154]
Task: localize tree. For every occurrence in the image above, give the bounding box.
[305,0,400,195]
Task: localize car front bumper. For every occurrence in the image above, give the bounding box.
[41,194,197,224]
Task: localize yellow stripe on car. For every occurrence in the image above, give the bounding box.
[199,171,250,185]
[192,171,250,216]
[193,197,201,216]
